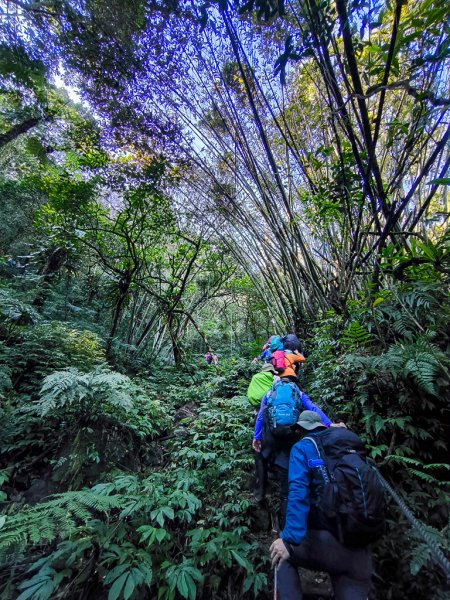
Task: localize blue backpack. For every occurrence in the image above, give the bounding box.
[269,335,284,352]
[266,380,302,437]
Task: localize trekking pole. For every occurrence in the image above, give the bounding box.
[273,564,278,600]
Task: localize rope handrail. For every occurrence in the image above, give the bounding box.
[374,467,450,581]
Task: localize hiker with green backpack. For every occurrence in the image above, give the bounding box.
[247,363,279,502]
[252,378,332,522]
[270,411,385,600]
[247,363,278,408]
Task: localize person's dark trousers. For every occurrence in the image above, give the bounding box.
[277,530,372,600]
[276,466,289,529]
[253,452,267,501]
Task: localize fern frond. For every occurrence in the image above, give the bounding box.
[405,353,438,395]
[91,371,129,387]
[392,312,415,340]
[0,289,40,325]
[0,491,125,553]
[37,368,85,414]
[342,321,373,348]
[406,469,443,485]
[385,455,423,468]
[36,367,134,416]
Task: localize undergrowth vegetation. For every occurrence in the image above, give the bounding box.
[1,390,268,600]
[0,295,269,599]
[305,280,450,597]
[1,262,449,599]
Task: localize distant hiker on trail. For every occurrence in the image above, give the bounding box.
[252,335,277,363]
[205,352,219,366]
[252,384,332,524]
[270,411,385,600]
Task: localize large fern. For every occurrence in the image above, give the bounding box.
[374,283,448,341]
[346,336,448,396]
[36,367,133,416]
[341,321,374,349]
[0,490,124,555]
[0,288,40,327]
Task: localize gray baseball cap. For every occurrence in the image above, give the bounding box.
[261,363,277,374]
[295,410,324,430]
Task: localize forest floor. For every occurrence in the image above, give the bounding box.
[1,358,336,599]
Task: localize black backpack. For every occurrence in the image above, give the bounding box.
[305,428,386,547]
[281,333,303,353]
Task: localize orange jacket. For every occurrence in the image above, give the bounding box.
[278,351,305,378]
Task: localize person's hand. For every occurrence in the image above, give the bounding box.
[252,357,258,363]
[330,422,347,428]
[252,439,262,453]
[270,538,290,568]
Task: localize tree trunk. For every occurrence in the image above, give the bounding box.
[167,312,182,367]
[0,114,54,148]
[106,276,131,358]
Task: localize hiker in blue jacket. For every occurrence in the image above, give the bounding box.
[258,346,272,362]
[252,390,332,523]
[253,390,331,444]
[270,411,374,600]
[252,335,278,363]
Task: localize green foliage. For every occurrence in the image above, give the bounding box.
[37,367,133,416]
[0,342,13,396]
[103,554,153,600]
[211,357,257,398]
[341,321,373,349]
[381,235,450,284]
[5,321,105,396]
[0,490,123,554]
[0,179,46,255]
[347,336,449,397]
[162,560,203,600]
[0,43,46,102]
[16,566,67,600]
[305,281,450,597]
[0,374,267,599]
[409,524,450,577]
[0,287,40,331]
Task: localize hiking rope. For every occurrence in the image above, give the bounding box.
[374,468,450,580]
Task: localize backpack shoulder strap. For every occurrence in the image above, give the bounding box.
[303,436,321,457]
[283,352,294,370]
[303,436,332,484]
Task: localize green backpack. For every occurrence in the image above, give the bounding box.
[247,371,274,406]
